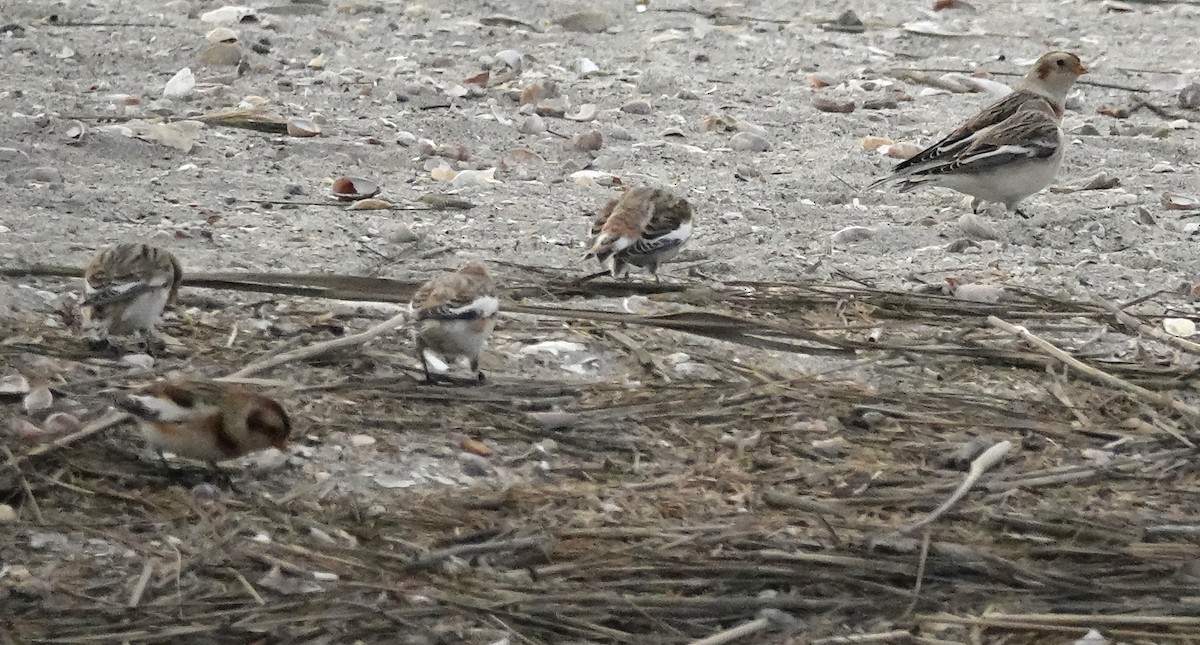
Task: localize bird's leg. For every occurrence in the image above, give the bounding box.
[971,197,983,214]
[1015,207,1031,219]
[470,357,486,383]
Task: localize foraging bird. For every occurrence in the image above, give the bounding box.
[81,243,183,336]
[118,380,291,467]
[410,262,499,383]
[866,51,1088,217]
[585,186,694,281]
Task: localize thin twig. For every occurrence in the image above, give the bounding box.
[227,310,409,378]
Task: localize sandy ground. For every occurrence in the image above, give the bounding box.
[2,0,1200,641]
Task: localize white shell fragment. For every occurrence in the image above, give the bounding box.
[1163,318,1197,338]
[200,6,256,25]
[163,68,196,99]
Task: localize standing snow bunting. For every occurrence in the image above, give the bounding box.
[585,187,694,281]
[867,51,1087,217]
[410,262,499,383]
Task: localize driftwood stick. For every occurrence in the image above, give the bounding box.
[227,311,409,378]
[987,316,1200,421]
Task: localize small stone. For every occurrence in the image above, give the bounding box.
[191,483,221,498]
[729,131,771,152]
[554,10,614,33]
[121,353,155,369]
[460,453,492,477]
[1179,83,1200,110]
[517,114,546,134]
[862,97,898,110]
[0,504,15,523]
[569,130,603,151]
[620,99,653,115]
[812,97,856,113]
[199,42,243,66]
[24,167,64,184]
[349,434,376,447]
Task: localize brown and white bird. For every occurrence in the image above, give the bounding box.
[866,51,1088,216]
[585,186,694,281]
[410,262,499,383]
[81,243,183,336]
[118,380,291,466]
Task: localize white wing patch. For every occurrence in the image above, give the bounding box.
[127,394,192,422]
[450,295,500,318]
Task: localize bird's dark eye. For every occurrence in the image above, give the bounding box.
[1056,60,1065,67]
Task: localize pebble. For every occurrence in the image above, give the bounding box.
[862,98,898,110]
[620,99,653,115]
[569,130,603,152]
[199,43,243,66]
[517,114,545,134]
[0,504,15,523]
[460,453,492,477]
[1070,124,1101,136]
[349,434,376,447]
[606,124,633,141]
[1179,83,1200,109]
[813,97,856,113]
[729,131,771,152]
[24,167,64,184]
[121,353,155,369]
[554,10,614,33]
[958,213,1000,241]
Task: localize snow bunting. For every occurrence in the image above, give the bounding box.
[410,261,499,383]
[82,243,183,336]
[585,186,694,281]
[118,380,291,466]
[867,51,1087,216]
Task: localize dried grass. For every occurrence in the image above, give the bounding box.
[3,266,1200,644]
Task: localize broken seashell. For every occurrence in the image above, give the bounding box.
[206,27,238,43]
[885,142,923,160]
[1162,192,1200,211]
[42,412,82,435]
[23,385,52,412]
[831,226,873,244]
[331,177,380,201]
[860,135,892,152]
[565,104,597,122]
[1163,318,1197,338]
[494,49,523,72]
[570,170,621,187]
[287,118,320,137]
[0,374,30,395]
[347,198,392,211]
[64,120,86,143]
[308,53,327,70]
